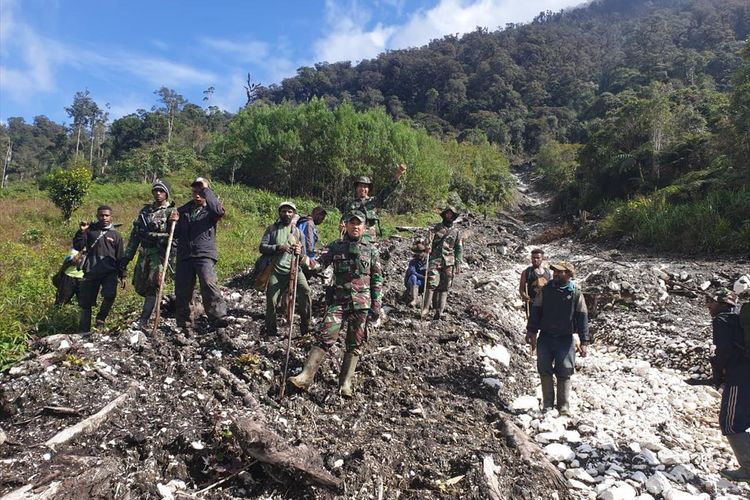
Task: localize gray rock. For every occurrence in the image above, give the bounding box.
[645,472,672,496]
[597,482,637,500]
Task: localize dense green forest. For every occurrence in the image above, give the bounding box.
[1,0,749,250]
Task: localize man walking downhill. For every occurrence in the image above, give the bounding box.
[122,180,176,330]
[340,164,407,242]
[706,289,750,483]
[258,201,313,336]
[526,261,589,415]
[519,248,552,306]
[288,211,383,397]
[422,206,463,320]
[74,205,126,334]
[172,177,228,334]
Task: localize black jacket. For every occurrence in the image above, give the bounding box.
[175,187,224,261]
[712,312,750,386]
[73,223,125,278]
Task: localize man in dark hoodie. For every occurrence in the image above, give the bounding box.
[172,177,228,331]
[74,205,126,334]
[526,261,589,415]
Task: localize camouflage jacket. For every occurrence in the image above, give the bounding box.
[340,179,400,228]
[429,222,463,267]
[318,236,383,313]
[124,202,176,261]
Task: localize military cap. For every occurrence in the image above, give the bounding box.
[550,261,575,276]
[441,205,458,217]
[353,176,372,187]
[151,179,171,198]
[278,201,297,212]
[709,288,737,306]
[347,210,367,223]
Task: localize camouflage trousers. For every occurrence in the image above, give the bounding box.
[316,305,369,356]
[427,261,454,292]
[132,247,165,297]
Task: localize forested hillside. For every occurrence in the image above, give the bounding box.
[1,0,749,250]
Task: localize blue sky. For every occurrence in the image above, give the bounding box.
[1,0,583,125]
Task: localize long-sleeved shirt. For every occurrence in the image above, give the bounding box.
[258,220,306,274]
[527,281,589,342]
[73,223,125,278]
[405,257,427,286]
[175,187,224,261]
[296,215,319,259]
[123,202,176,262]
[339,178,401,229]
[429,222,463,267]
[711,311,750,385]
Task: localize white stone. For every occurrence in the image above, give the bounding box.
[630,471,647,484]
[565,468,596,483]
[333,459,344,468]
[511,395,539,411]
[628,442,641,454]
[658,449,690,466]
[482,377,502,389]
[544,443,575,462]
[663,489,704,500]
[230,292,242,302]
[569,478,588,489]
[638,449,660,466]
[563,430,582,443]
[164,377,175,385]
[156,483,174,500]
[190,441,204,450]
[669,465,695,483]
[645,472,672,496]
[597,482,637,500]
[59,339,70,349]
[481,344,510,368]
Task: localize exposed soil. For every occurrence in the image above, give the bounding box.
[1,166,748,500]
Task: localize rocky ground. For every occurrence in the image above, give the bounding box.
[1,167,749,500]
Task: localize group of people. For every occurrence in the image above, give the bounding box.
[55,167,749,483]
[68,177,229,337]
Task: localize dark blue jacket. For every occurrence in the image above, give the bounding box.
[175,187,224,261]
[527,281,589,342]
[712,312,750,385]
[405,257,427,286]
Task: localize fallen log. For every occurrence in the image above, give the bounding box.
[231,417,341,490]
[496,415,569,493]
[1,457,120,499]
[44,382,138,449]
[482,455,502,500]
[208,361,260,409]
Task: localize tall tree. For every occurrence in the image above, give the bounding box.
[154,87,186,144]
[65,90,98,157]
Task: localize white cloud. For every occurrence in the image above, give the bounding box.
[315,0,583,64]
[199,37,270,64]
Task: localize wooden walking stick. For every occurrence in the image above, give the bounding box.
[279,250,300,400]
[151,219,177,336]
[420,230,434,319]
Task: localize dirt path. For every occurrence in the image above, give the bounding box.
[0,168,748,499]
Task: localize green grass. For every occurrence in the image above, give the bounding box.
[0,176,436,368]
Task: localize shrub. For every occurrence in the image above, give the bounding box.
[44,160,92,220]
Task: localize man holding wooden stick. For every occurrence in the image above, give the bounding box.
[121,180,176,330]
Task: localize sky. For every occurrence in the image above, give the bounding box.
[0,0,584,125]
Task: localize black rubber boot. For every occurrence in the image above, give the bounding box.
[541,375,555,410]
[433,292,448,320]
[557,377,572,415]
[722,432,750,483]
[96,296,115,325]
[339,352,360,398]
[79,308,92,334]
[288,346,327,391]
[137,296,157,328]
[421,290,434,318]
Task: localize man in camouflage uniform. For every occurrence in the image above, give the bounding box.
[339,163,407,242]
[421,206,463,320]
[258,201,312,336]
[288,211,383,397]
[122,180,176,330]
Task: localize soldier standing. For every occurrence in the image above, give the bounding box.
[122,180,176,330]
[73,205,126,334]
[340,164,407,242]
[421,206,463,320]
[172,177,228,332]
[258,201,312,336]
[287,211,383,397]
[526,261,589,415]
[519,248,552,305]
[706,289,750,482]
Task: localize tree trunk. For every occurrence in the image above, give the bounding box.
[2,142,11,189]
[75,125,82,158]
